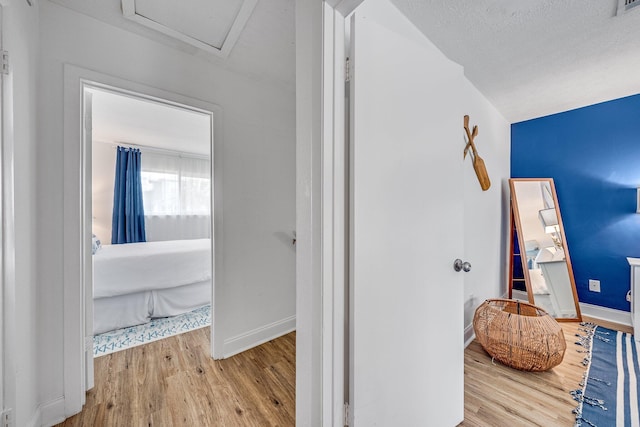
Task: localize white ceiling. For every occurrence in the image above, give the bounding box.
[89,87,211,155]
[50,0,640,123]
[389,0,640,122]
[48,0,295,89]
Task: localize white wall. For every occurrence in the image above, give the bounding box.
[36,1,295,420]
[4,0,40,425]
[461,81,511,340]
[91,141,115,244]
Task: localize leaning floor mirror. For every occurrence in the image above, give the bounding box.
[508,178,582,321]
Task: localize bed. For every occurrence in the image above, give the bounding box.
[92,238,212,334]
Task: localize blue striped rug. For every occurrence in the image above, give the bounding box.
[93,304,211,357]
[573,325,640,427]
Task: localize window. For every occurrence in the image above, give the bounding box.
[141,151,210,216]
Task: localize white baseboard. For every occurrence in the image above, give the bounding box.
[222,315,296,358]
[26,406,41,427]
[579,302,632,327]
[28,396,65,427]
[464,323,475,348]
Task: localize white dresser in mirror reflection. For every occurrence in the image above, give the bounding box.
[627,257,640,342]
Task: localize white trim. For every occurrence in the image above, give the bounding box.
[327,0,365,15]
[120,0,257,58]
[510,291,631,327]
[0,4,16,423]
[26,406,40,427]
[63,64,224,418]
[120,0,135,16]
[579,302,632,327]
[0,3,4,414]
[296,0,325,425]
[321,5,336,423]
[321,5,349,426]
[30,397,66,427]
[464,324,475,348]
[296,1,359,425]
[222,316,296,359]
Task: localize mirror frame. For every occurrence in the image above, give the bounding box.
[509,178,582,322]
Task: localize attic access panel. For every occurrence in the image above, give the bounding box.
[121,0,257,57]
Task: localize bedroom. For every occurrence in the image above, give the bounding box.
[89,86,214,346]
[2,0,640,426]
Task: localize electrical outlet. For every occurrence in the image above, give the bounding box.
[588,279,601,293]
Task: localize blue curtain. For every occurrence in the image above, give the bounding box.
[111,146,146,244]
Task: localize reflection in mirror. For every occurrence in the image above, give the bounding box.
[509,178,582,321]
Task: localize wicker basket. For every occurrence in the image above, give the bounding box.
[473,299,566,371]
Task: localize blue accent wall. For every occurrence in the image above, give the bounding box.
[511,93,640,312]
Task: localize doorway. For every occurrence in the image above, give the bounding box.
[62,66,224,415]
[86,85,214,363]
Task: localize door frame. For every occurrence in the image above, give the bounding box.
[296,1,365,425]
[62,64,223,417]
[0,2,17,420]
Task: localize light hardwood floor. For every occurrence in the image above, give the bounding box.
[57,328,295,427]
[58,318,631,426]
[461,318,632,427]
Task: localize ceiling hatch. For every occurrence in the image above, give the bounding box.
[121,0,258,57]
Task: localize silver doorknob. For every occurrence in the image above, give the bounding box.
[453,259,472,272]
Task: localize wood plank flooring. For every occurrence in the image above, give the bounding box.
[57,328,295,427]
[461,318,632,427]
[58,317,631,426]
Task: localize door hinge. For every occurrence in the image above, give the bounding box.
[343,402,351,426]
[1,51,9,75]
[345,57,351,82]
[1,408,14,427]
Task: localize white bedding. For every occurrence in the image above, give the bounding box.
[93,281,211,334]
[93,238,211,298]
[93,291,152,335]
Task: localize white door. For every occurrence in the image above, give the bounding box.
[349,4,465,426]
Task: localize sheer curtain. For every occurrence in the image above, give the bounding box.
[141,150,211,241]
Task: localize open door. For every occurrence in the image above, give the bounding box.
[348,2,465,425]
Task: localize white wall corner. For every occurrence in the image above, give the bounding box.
[27,396,65,427]
[579,302,632,327]
[222,316,296,358]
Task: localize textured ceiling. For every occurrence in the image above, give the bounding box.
[389,0,640,122]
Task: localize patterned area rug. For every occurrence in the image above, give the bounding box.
[93,304,211,357]
[573,324,639,427]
